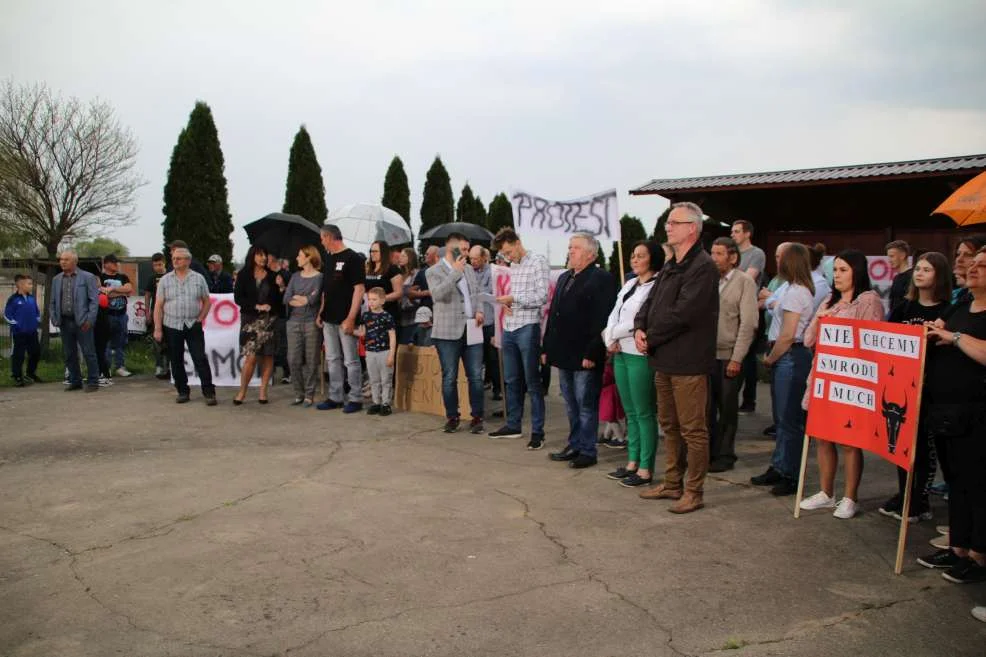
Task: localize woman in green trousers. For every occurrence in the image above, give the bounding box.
[602,241,665,487]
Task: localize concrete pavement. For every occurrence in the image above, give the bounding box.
[1,377,983,656]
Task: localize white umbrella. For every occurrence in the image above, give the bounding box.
[325,203,413,255]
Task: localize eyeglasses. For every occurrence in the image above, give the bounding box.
[665,220,694,227]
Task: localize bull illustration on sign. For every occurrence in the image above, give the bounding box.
[881,388,908,455]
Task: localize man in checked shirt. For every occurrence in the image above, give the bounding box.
[488,227,551,450]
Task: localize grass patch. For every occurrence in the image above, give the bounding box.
[0,335,158,388]
[722,638,748,650]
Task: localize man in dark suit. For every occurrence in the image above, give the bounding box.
[543,233,617,469]
[49,250,101,391]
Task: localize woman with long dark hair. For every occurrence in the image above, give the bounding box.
[917,247,986,584]
[877,252,953,523]
[233,245,283,404]
[398,247,421,344]
[751,243,815,496]
[799,250,884,519]
[365,241,403,326]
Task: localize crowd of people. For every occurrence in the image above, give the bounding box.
[7,201,985,621]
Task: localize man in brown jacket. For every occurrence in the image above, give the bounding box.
[708,237,759,472]
[634,202,719,513]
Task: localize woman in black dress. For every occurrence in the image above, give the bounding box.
[233,245,283,404]
[917,248,986,584]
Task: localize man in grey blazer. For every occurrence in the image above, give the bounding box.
[425,232,485,434]
[49,250,101,391]
[708,237,759,472]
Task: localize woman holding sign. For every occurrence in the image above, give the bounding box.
[917,248,986,584]
[878,252,952,523]
[799,250,884,519]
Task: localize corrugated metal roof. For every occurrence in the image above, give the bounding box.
[630,154,986,195]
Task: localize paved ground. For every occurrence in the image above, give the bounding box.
[1,376,984,657]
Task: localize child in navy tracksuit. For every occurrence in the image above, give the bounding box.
[4,274,42,386]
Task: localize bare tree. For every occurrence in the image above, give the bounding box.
[0,80,145,346]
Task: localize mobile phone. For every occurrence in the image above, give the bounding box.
[451,247,461,259]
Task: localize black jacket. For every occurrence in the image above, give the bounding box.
[208,270,234,294]
[543,265,617,370]
[634,241,719,375]
[234,269,284,322]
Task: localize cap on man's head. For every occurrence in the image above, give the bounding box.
[102,253,119,264]
[169,240,188,249]
[208,254,223,264]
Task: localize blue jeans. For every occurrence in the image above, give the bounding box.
[60,316,99,386]
[501,323,545,434]
[558,368,602,458]
[769,345,811,479]
[107,312,128,369]
[433,335,484,420]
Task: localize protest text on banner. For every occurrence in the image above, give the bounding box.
[510,188,619,240]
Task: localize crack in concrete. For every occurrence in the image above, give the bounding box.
[494,489,692,657]
[697,597,919,655]
[282,577,586,654]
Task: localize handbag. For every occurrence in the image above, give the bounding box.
[925,403,984,439]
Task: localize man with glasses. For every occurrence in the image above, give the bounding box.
[634,202,719,513]
[153,247,217,405]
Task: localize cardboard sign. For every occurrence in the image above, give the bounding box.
[805,317,926,471]
[393,345,468,417]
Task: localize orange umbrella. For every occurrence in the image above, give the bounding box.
[932,170,986,225]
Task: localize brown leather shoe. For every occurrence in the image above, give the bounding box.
[668,492,705,514]
[639,483,683,500]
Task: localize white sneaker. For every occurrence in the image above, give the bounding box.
[973,606,986,623]
[833,497,859,519]
[799,491,836,511]
[115,367,132,378]
[98,377,114,387]
[154,366,164,377]
[930,534,950,549]
[936,525,949,536]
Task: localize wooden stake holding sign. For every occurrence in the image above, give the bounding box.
[795,318,928,575]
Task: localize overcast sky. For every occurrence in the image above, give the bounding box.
[4,0,986,264]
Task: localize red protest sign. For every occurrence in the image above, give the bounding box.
[805,317,927,471]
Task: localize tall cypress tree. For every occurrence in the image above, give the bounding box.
[420,156,454,233]
[608,242,621,278]
[162,101,233,268]
[381,155,411,225]
[457,183,480,224]
[486,192,514,233]
[650,207,671,243]
[472,195,487,227]
[282,125,327,223]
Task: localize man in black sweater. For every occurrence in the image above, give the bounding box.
[543,233,617,469]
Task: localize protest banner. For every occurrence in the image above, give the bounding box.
[179,294,256,388]
[798,317,927,574]
[510,188,620,240]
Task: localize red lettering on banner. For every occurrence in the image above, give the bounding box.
[133,300,146,319]
[206,298,239,328]
[868,259,889,282]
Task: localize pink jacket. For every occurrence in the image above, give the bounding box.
[599,360,625,423]
[802,290,884,410]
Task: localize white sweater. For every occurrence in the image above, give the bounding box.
[602,276,656,356]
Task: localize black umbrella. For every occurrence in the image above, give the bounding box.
[418,222,495,245]
[243,213,323,259]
